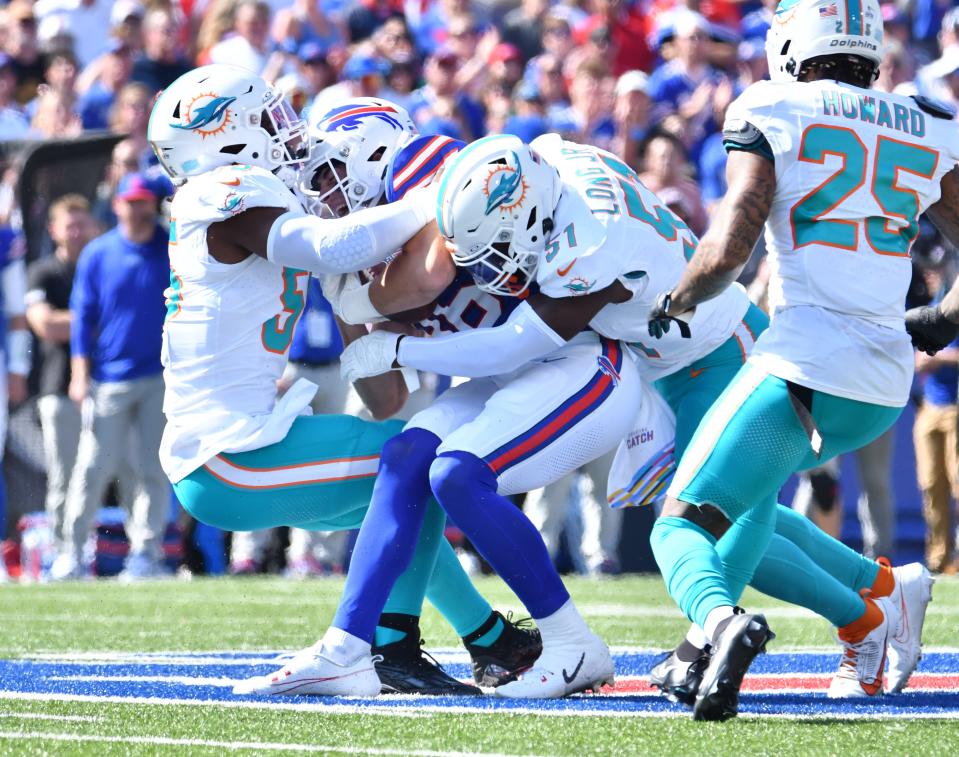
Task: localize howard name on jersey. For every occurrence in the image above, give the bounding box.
[387,135,523,336]
[161,164,315,483]
[727,80,959,406]
[530,133,750,381]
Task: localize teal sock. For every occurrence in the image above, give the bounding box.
[374,626,408,647]
[715,494,778,601]
[751,533,866,627]
[774,504,879,592]
[426,538,495,639]
[467,615,504,648]
[650,516,733,629]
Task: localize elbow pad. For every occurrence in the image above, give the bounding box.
[266,196,434,275]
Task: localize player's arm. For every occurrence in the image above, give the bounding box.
[339,282,630,382]
[206,186,437,272]
[327,223,456,325]
[906,166,959,353]
[336,317,409,419]
[649,149,774,334]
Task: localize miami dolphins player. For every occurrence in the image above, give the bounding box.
[150,66,538,696]
[644,0,957,720]
[339,129,934,707]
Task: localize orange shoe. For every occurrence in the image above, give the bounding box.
[827,592,898,699]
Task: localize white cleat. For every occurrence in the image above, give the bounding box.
[232,651,381,697]
[828,595,898,699]
[887,562,934,693]
[495,633,614,699]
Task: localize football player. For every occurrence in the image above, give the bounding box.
[643,0,957,719]
[339,128,934,707]
[150,67,537,696]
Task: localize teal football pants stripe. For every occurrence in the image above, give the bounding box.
[173,414,493,638]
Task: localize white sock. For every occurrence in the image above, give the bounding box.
[703,606,736,643]
[320,626,371,665]
[685,624,710,649]
[535,599,591,645]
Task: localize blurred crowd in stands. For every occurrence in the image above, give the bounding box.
[0,0,958,581]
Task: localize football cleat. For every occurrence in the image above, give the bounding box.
[693,611,774,721]
[232,649,381,697]
[886,561,934,693]
[649,643,712,707]
[828,594,898,699]
[463,610,543,687]
[373,614,481,696]
[494,632,614,699]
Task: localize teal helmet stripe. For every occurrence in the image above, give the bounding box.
[434,134,518,239]
[846,0,863,35]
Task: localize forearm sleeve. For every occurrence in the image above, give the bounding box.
[266,195,432,274]
[396,302,566,377]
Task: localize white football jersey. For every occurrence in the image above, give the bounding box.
[729,80,959,406]
[531,134,750,381]
[161,164,316,483]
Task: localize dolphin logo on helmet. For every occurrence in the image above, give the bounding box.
[484,151,524,215]
[171,95,237,133]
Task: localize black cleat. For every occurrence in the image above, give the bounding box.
[373,613,481,696]
[463,610,543,687]
[649,642,712,707]
[693,612,775,722]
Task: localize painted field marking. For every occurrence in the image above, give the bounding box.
[0,731,542,756]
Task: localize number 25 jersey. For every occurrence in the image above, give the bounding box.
[729,79,959,406]
[161,165,315,483]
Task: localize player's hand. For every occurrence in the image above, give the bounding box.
[648,290,693,340]
[320,271,362,320]
[905,305,959,355]
[339,331,403,383]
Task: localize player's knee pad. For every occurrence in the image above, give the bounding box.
[380,427,441,475]
[428,451,496,513]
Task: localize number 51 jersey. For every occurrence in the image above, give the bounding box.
[728,79,959,406]
[161,165,316,484]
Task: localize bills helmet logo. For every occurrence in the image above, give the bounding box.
[484,151,528,215]
[171,93,236,137]
[320,104,404,132]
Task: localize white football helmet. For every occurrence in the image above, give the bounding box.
[148,64,308,185]
[766,0,883,83]
[300,97,417,217]
[437,134,561,296]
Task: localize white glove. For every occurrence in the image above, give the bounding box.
[320,271,362,320]
[340,331,403,383]
[320,273,386,324]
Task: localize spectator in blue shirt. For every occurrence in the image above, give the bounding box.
[50,173,171,582]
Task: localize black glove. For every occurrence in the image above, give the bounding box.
[648,290,692,340]
[905,305,959,355]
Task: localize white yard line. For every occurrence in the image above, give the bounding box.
[0,731,543,756]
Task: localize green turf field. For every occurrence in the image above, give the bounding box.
[1,574,957,755]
